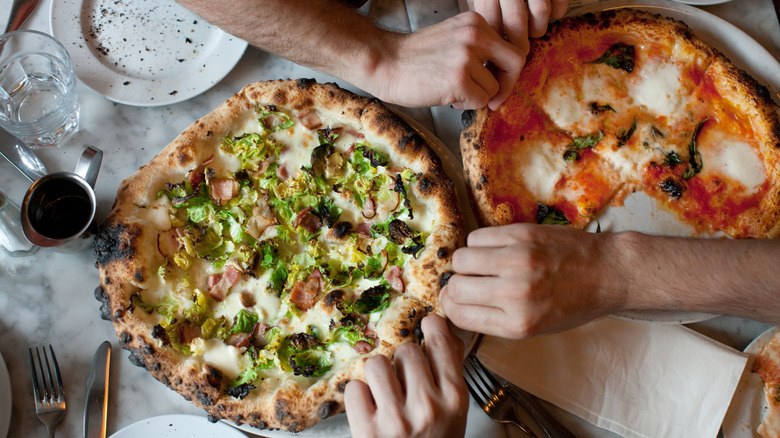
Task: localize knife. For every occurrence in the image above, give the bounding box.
[0,129,48,182]
[84,341,112,438]
[502,379,578,438]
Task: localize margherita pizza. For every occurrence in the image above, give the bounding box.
[461,8,780,238]
[93,79,463,431]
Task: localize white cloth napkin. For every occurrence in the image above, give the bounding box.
[477,318,748,438]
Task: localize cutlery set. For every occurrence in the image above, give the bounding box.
[27,343,111,438]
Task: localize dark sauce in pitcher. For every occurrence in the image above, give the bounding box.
[28,178,92,239]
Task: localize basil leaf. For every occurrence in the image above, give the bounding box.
[589,102,616,114]
[617,119,637,147]
[536,202,570,225]
[589,43,635,73]
[683,118,708,180]
[563,131,603,161]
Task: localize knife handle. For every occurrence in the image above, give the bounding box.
[503,381,578,438]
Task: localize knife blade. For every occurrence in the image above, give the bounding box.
[0,129,48,182]
[84,341,111,438]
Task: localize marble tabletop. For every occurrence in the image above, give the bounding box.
[0,0,779,437]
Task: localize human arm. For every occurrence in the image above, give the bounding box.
[177,0,524,109]
[344,314,469,438]
[440,224,780,338]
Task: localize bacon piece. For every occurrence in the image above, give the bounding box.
[357,222,372,238]
[290,268,323,311]
[361,195,376,219]
[209,178,238,205]
[294,109,323,130]
[249,160,271,177]
[227,333,251,349]
[344,129,365,139]
[240,291,256,307]
[294,207,322,233]
[353,340,373,354]
[383,265,405,293]
[157,228,182,257]
[179,325,202,345]
[276,164,289,180]
[207,265,241,301]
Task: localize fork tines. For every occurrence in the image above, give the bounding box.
[29,345,65,408]
[463,354,537,437]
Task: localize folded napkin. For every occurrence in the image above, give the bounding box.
[477,318,748,438]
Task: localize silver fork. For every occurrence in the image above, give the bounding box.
[463,354,537,437]
[29,345,66,438]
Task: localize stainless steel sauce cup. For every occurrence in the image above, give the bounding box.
[21,145,102,247]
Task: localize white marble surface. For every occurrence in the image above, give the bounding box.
[0,0,779,437]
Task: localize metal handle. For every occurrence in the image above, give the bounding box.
[5,0,41,33]
[74,146,103,188]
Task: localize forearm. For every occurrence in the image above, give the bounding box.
[177,0,391,95]
[611,231,780,324]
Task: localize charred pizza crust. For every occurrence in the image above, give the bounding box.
[461,8,780,237]
[94,79,463,431]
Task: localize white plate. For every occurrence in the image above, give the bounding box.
[672,0,732,4]
[0,352,10,438]
[570,0,780,324]
[109,414,248,438]
[722,327,779,438]
[49,0,247,106]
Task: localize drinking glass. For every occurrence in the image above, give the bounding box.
[0,30,80,148]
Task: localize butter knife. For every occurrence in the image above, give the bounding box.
[0,129,48,182]
[84,341,112,438]
[502,380,578,438]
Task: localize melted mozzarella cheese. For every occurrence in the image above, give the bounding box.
[541,81,596,134]
[138,196,172,231]
[595,130,665,181]
[700,138,766,193]
[202,340,243,378]
[519,143,568,201]
[629,62,684,117]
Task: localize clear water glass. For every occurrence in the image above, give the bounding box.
[0,188,37,256]
[0,30,79,149]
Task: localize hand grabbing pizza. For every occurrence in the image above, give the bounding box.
[176,0,567,110]
[441,224,622,338]
[344,315,468,438]
[441,224,780,338]
[464,0,568,108]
